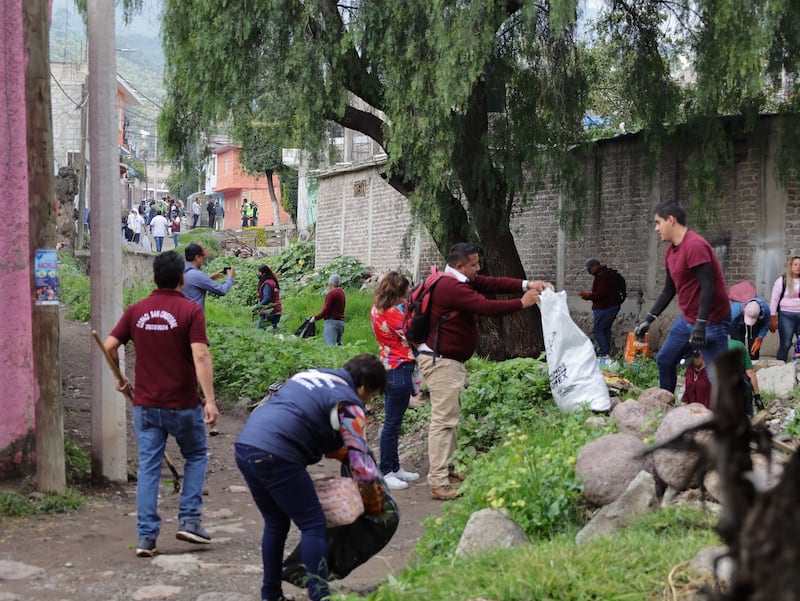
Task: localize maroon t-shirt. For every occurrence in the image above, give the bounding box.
[315,287,346,321]
[110,288,209,408]
[665,230,729,324]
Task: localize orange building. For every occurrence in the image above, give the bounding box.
[210,145,291,229]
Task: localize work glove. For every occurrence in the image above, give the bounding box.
[690,320,707,349]
[753,393,765,412]
[358,481,384,517]
[634,313,656,340]
[770,315,778,333]
[750,337,763,356]
[309,316,316,323]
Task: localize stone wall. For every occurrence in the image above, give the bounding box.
[313,116,797,356]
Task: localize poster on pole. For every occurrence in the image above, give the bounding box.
[34,248,61,305]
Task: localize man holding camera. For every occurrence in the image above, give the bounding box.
[182,243,235,312]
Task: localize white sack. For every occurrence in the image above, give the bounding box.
[539,288,611,413]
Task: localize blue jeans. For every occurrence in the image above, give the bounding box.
[777,311,800,361]
[592,306,620,356]
[154,236,164,252]
[379,361,415,474]
[234,444,328,601]
[172,233,179,248]
[133,405,208,540]
[258,313,281,330]
[323,319,345,345]
[656,316,730,393]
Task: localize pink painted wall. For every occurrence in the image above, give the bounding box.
[0,0,37,476]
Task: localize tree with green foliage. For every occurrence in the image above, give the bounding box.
[158,0,800,358]
[236,120,285,235]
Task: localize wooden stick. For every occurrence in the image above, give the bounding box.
[91,330,182,492]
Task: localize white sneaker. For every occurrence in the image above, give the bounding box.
[389,468,420,482]
[383,474,409,490]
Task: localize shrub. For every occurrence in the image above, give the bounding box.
[58,252,91,321]
[416,409,600,560]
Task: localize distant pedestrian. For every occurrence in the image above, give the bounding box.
[128,209,144,244]
[241,200,250,229]
[191,198,201,229]
[171,213,181,248]
[206,198,216,230]
[579,258,624,358]
[214,199,224,230]
[311,273,346,345]
[150,210,169,253]
[250,202,259,227]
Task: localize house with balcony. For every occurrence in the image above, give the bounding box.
[204,142,292,231]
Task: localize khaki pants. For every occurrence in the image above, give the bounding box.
[417,354,466,488]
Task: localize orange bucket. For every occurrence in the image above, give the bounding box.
[623,331,650,365]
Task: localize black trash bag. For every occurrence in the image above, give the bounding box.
[282,467,400,585]
[295,317,316,338]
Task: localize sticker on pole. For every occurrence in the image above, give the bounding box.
[34,248,61,305]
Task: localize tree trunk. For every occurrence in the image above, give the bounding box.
[265,169,281,237]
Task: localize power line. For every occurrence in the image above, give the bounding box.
[116,72,163,109]
[49,71,86,109]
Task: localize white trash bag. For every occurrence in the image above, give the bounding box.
[539,288,611,413]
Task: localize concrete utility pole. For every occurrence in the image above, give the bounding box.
[76,82,88,249]
[88,0,127,482]
[25,0,67,492]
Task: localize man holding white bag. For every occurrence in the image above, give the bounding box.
[415,242,547,500]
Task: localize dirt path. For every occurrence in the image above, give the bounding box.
[0,319,439,601]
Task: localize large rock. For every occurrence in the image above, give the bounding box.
[637,387,675,411]
[756,362,797,396]
[575,470,658,544]
[653,403,713,490]
[612,398,665,437]
[454,508,528,557]
[576,433,650,506]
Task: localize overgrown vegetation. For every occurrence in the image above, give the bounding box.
[344,507,719,601]
[0,437,88,519]
[53,240,729,600]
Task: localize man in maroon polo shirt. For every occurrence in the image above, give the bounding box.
[104,250,219,558]
[416,242,548,500]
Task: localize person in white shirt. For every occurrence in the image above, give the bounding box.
[127,209,144,244]
[149,211,170,253]
[191,199,201,229]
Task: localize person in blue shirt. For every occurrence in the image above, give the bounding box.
[730,297,770,359]
[235,354,386,601]
[181,243,235,311]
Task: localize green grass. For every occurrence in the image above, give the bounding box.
[0,488,85,519]
[335,507,718,601]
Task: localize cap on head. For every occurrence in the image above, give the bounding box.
[185,243,211,261]
[743,300,761,326]
[584,258,601,271]
[328,273,341,287]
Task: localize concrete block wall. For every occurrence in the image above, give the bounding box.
[312,116,798,356]
[315,164,440,282]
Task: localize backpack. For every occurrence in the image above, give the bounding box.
[608,268,627,304]
[402,270,452,347]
